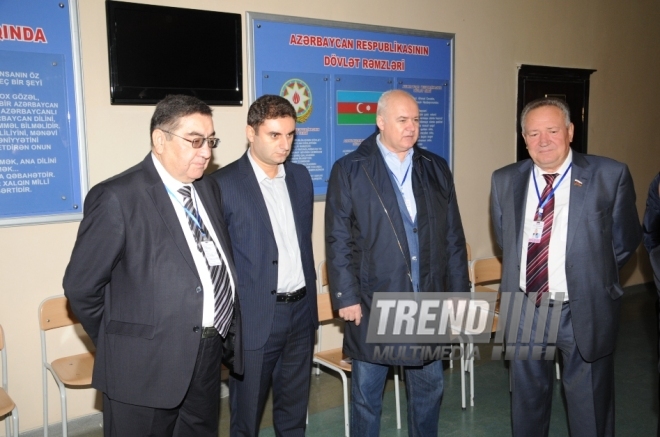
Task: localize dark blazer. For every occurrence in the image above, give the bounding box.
[210,152,317,351]
[63,153,243,409]
[325,132,469,366]
[490,151,641,362]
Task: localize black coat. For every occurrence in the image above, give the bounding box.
[325,133,469,365]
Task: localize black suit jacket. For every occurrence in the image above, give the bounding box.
[491,151,642,362]
[63,153,243,409]
[211,152,317,351]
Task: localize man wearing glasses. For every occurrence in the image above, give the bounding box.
[64,94,242,437]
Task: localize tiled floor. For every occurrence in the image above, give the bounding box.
[31,283,659,436]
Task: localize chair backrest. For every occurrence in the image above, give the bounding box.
[39,296,80,332]
[317,259,329,293]
[471,256,503,288]
[317,290,339,323]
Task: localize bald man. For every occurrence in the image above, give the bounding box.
[325,90,469,436]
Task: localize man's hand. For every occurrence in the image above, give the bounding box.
[339,304,362,325]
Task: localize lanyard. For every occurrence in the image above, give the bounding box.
[165,185,207,237]
[389,159,412,189]
[532,162,572,218]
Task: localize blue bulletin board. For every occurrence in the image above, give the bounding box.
[247,13,454,198]
[0,0,87,226]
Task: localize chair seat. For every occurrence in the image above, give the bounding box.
[313,348,352,372]
[0,387,15,417]
[51,352,94,385]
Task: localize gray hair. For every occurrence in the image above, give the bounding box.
[520,97,571,132]
[377,89,416,117]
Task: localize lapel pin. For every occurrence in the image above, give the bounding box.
[573,179,583,187]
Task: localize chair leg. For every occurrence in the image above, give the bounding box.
[339,371,350,437]
[459,341,466,410]
[56,379,68,437]
[5,414,9,437]
[394,367,401,429]
[555,352,561,380]
[43,367,49,437]
[12,407,19,437]
[468,342,474,407]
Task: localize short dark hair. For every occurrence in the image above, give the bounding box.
[247,95,296,130]
[520,97,571,132]
[150,95,213,142]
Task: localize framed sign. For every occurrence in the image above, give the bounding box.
[0,0,87,226]
[247,12,454,198]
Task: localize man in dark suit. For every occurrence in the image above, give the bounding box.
[491,97,641,437]
[642,172,660,435]
[63,95,242,437]
[211,95,317,436]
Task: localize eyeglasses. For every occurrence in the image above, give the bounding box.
[162,130,220,149]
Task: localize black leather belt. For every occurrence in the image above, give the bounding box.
[201,326,219,338]
[276,287,306,303]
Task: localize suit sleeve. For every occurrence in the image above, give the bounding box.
[643,173,660,253]
[612,164,642,269]
[490,171,504,251]
[325,162,361,310]
[63,185,126,345]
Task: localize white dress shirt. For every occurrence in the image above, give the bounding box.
[247,150,305,294]
[519,150,572,301]
[152,153,235,327]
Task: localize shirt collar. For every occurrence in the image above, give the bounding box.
[534,149,573,178]
[375,134,413,166]
[247,148,286,182]
[151,152,188,192]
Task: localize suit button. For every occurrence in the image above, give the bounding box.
[271,290,277,295]
[193,326,200,333]
[196,286,202,293]
[337,292,342,297]
[273,260,278,265]
[413,228,418,233]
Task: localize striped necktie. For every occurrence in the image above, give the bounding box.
[526,173,558,306]
[178,185,233,336]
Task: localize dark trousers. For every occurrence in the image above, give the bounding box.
[510,294,615,437]
[103,335,223,437]
[229,296,314,437]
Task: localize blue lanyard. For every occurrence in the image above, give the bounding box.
[165,186,207,237]
[532,162,572,218]
[389,160,412,189]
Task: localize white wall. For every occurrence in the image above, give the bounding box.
[1,0,659,433]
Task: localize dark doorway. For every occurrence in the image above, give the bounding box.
[516,65,596,162]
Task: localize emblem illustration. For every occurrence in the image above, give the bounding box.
[280,78,312,123]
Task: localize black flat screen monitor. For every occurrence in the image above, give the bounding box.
[106,1,243,105]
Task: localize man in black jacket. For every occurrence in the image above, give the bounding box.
[325,89,469,436]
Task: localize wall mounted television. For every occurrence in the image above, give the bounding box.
[106,1,243,105]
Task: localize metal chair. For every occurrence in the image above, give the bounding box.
[0,325,18,437]
[39,295,95,437]
[313,260,401,436]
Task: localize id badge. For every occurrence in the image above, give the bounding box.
[201,239,221,266]
[529,220,544,244]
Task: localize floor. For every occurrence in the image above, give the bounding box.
[28,283,659,436]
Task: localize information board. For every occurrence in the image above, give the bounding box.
[0,0,87,226]
[247,13,453,197]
